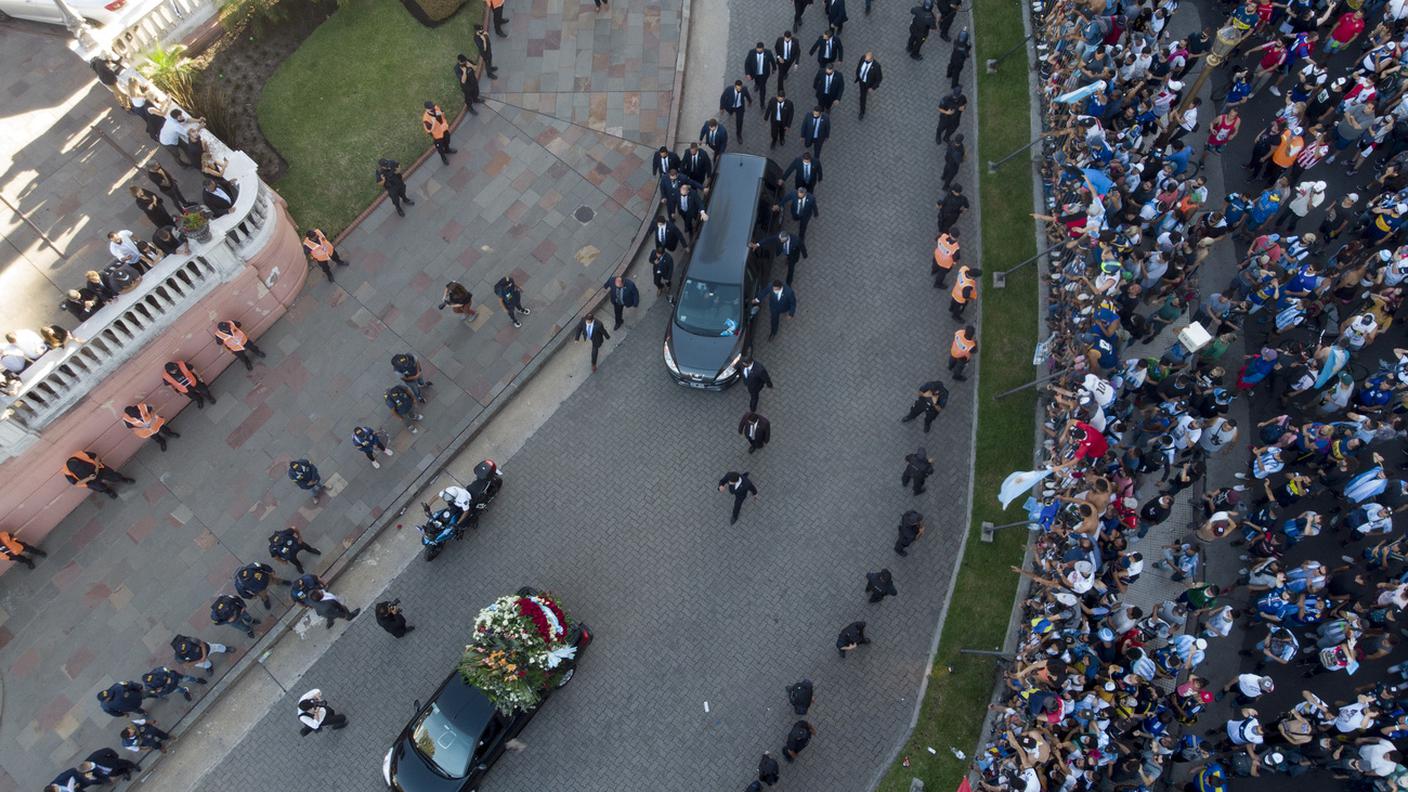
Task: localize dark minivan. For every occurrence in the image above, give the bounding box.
[663,153,782,389]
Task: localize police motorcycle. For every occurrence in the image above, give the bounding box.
[417,459,504,561]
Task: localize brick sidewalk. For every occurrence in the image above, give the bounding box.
[0,3,678,787]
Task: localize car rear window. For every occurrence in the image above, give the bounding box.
[676,278,742,336]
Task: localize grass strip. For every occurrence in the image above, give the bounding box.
[875,0,1040,788]
[256,0,485,236]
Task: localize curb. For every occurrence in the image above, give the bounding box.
[131,0,696,784]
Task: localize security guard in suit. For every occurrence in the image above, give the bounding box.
[750,229,805,284]
[650,246,675,295]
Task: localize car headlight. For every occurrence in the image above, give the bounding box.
[383,746,394,786]
[715,353,742,382]
[663,340,680,374]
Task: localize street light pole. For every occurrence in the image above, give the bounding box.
[1173,25,1242,117]
[50,0,101,53]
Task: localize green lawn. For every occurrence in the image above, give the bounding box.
[875,0,1040,789]
[257,0,485,236]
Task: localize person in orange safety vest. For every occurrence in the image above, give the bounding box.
[123,402,181,451]
[949,324,976,381]
[302,228,348,283]
[422,102,457,165]
[213,320,266,371]
[948,265,981,321]
[0,528,47,570]
[162,360,217,408]
[61,450,134,499]
[486,0,508,37]
[931,229,960,288]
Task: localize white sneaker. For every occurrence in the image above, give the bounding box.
[383,449,394,456]
[372,461,381,469]
[410,427,419,434]
[414,414,424,420]
[1268,86,1281,96]
[1234,472,1248,480]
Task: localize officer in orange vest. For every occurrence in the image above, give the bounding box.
[948,265,981,320]
[123,403,181,451]
[0,529,47,570]
[949,324,977,380]
[302,228,348,282]
[163,360,217,408]
[931,228,960,288]
[61,451,134,499]
[213,320,266,371]
[486,0,508,37]
[422,101,456,165]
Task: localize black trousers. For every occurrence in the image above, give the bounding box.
[492,4,508,34]
[794,215,812,242]
[726,108,746,138]
[769,310,783,338]
[751,76,769,105]
[783,256,799,284]
[2,539,46,569]
[150,423,181,451]
[901,469,928,494]
[859,85,873,116]
[948,354,970,378]
[282,543,322,574]
[777,63,792,91]
[901,400,939,432]
[185,381,216,408]
[770,119,788,146]
[232,344,266,371]
[612,302,625,328]
[907,31,928,56]
[805,137,825,161]
[730,492,748,522]
[433,134,453,163]
[589,342,603,367]
[386,185,412,214]
[939,12,955,37]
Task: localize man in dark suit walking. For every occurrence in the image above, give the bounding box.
[782,186,819,243]
[651,246,674,296]
[681,142,712,184]
[740,357,773,411]
[781,152,822,193]
[651,145,681,178]
[603,276,640,329]
[658,167,703,217]
[775,31,801,91]
[719,80,753,140]
[808,28,843,67]
[901,447,935,494]
[744,42,774,106]
[674,183,709,239]
[574,314,611,372]
[766,90,795,148]
[791,0,813,31]
[854,51,883,118]
[813,63,844,111]
[825,0,848,32]
[750,229,805,284]
[699,118,728,162]
[718,471,759,524]
[758,280,798,339]
[800,107,831,160]
[865,569,897,602]
[738,411,771,453]
[652,215,686,252]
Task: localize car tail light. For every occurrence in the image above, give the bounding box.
[105,0,128,10]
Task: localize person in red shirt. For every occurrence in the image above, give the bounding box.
[1328,10,1365,53]
[1248,39,1286,96]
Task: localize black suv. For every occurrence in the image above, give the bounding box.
[663,153,783,389]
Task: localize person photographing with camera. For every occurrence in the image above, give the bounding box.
[375,600,415,638]
[439,281,478,322]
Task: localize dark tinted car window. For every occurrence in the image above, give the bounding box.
[411,702,477,777]
[676,278,742,336]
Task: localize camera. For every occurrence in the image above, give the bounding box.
[437,301,448,310]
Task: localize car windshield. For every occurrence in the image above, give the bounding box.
[410,702,476,778]
[676,278,741,336]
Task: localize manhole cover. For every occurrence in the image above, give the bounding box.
[574,206,595,223]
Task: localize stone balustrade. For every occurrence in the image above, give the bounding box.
[93,0,220,60]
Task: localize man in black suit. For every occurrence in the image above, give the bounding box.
[740,357,773,411]
[743,42,773,106]
[758,280,798,339]
[681,142,712,184]
[719,80,753,140]
[202,178,236,217]
[782,186,819,243]
[718,471,759,524]
[651,145,680,178]
[825,0,848,33]
[813,63,844,111]
[854,51,883,118]
[658,167,703,217]
[738,411,771,453]
[765,90,795,147]
[750,229,805,284]
[791,0,813,31]
[808,28,843,67]
[574,314,611,372]
[901,447,935,494]
[699,118,728,161]
[900,379,949,432]
[781,151,822,193]
[774,31,801,91]
[865,569,898,602]
[80,748,138,782]
[674,183,708,239]
[800,107,831,160]
[652,216,686,251]
[602,275,640,329]
[650,246,674,295]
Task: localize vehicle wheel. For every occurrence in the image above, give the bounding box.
[555,667,575,688]
[424,544,442,561]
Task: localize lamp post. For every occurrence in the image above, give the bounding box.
[1173,25,1241,117]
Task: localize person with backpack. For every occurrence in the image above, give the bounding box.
[494,275,530,327]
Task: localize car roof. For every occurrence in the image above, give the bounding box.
[433,671,497,735]
[682,153,767,283]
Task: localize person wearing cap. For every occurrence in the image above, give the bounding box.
[1364,200,1408,244]
[900,447,934,494]
[375,158,414,216]
[301,227,348,282]
[210,593,260,638]
[864,568,897,602]
[1221,673,1274,706]
[454,54,482,115]
[894,510,924,555]
[1275,179,1326,231]
[422,101,456,164]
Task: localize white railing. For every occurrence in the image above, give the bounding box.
[96,0,220,60]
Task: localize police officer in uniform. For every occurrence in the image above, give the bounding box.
[495,275,531,327]
[170,633,234,675]
[267,527,322,573]
[96,681,151,720]
[211,593,260,638]
[163,359,216,408]
[62,451,134,499]
[123,402,180,451]
[287,459,327,502]
[894,510,925,555]
[142,665,205,702]
[351,425,393,468]
[901,447,935,494]
[907,1,936,59]
[392,352,432,403]
[422,101,457,164]
[900,379,949,432]
[234,561,289,610]
[385,384,423,433]
[376,158,415,217]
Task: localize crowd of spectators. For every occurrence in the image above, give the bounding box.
[972,0,1408,789]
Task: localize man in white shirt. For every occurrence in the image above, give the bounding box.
[297,688,348,734]
[108,229,144,264]
[158,109,196,167]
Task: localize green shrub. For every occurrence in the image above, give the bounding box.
[412,0,467,21]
